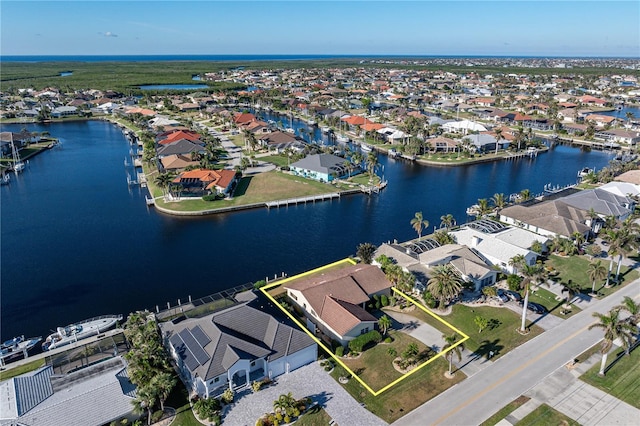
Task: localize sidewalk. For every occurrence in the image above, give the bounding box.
[498,352,640,426]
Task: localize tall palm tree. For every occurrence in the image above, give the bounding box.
[587,260,607,294]
[411,211,429,240]
[365,150,378,181]
[519,262,545,332]
[477,198,492,217]
[378,315,392,336]
[427,264,463,309]
[561,280,581,305]
[494,127,503,155]
[440,213,455,230]
[519,189,531,202]
[491,193,507,212]
[154,173,173,197]
[509,254,526,275]
[442,333,464,376]
[152,372,177,411]
[588,308,636,375]
[618,296,640,326]
[625,111,635,127]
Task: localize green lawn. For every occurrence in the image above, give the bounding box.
[154,171,339,212]
[546,255,639,298]
[580,345,640,409]
[331,356,464,424]
[260,154,291,168]
[480,396,531,426]
[348,173,379,185]
[340,331,429,391]
[0,359,46,381]
[408,304,544,360]
[527,287,581,318]
[165,383,203,426]
[295,406,334,426]
[516,404,579,426]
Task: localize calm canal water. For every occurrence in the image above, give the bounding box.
[0,120,614,340]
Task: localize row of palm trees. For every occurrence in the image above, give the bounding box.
[589,297,639,376]
[124,311,177,425]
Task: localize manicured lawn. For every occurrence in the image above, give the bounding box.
[527,287,581,318]
[409,304,543,360]
[165,383,203,426]
[154,171,339,212]
[480,396,530,426]
[348,173,379,185]
[546,255,639,297]
[340,331,429,391]
[516,404,579,426]
[580,345,640,409]
[260,154,290,168]
[0,358,46,381]
[295,405,334,426]
[331,356,464,424]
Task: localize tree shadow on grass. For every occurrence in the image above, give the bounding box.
[476,339,504,362]
[232,176,252,197]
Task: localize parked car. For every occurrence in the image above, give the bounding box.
[519,300,547,314]
[496,289,509,303]
[504,290,522,302]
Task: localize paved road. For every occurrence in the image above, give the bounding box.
[393,280,640,426]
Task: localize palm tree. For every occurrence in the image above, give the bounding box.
[519,189,531,202]
[152,372,177,412]
[625,111,635,127]
[519,262,545,332]
[411,211,429,240]
[509,254,526,275]
[618,296,640,326]
[491,193,506,212]
[494,127,503,155]
[477,198,492,217]
[587,260,607,294]
[356,242,377,264]
[274,392,297,416]
[427,264,463,309]
[588,309,636,375]
[154,173,173,197]
[442,333,464,376]
[561,280,581,305]
[440,213,455,230]
[378,315,392,336]
[365,150,378,181]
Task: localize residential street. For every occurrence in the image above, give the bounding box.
[393,280,640,426]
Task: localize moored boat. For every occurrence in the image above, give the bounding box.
[577,167,593,178]
[320,126,332,134]
[0,335,42,365]
[336,133,350,144]
[42,314,122,351]
[360,143,372,152]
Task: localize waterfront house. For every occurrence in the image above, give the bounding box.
[157,129,202,145]
[160,153,200,171]
[257,131,304,153]
[499,200,592,239]
[584,114,616,128]
[284,264,392,346]
[0,357,136,426]
[172,168,238,196]
[156,139,205,159]
[594,129,640,145]
[450,220,540,274]
[427,136,459,153]
[561,188,635,221]
[50,106,78,118]
[160,304,316,399]
[290,153,352,182]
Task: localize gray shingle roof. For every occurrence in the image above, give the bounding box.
[290,153,347,175]
[161,304,315,381]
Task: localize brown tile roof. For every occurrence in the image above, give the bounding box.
[319,297,377,336]
[500,200,590,238]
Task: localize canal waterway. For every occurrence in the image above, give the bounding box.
[0,120,614,341]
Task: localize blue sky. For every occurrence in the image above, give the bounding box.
[1,1,638,57]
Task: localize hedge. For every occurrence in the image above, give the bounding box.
[348,330,382,352]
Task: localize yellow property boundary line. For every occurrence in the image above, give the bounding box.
[260,258,469,396]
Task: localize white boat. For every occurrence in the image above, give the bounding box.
[0,336,42,365]
[284,127,295,133]
[1,173,10,185]
[307,119,317,126]
[577,167,593,178]
[320,126,332,134]
[42,314,122,351]
[336,133,350,144]
[360,143,372,152]
[10,137,25,174]
[388,148,399,158]
[466,204,480,216]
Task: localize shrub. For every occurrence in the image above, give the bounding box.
[284,416,291,423]
[252,380,262,393]
[221,388,234,404]
[202,194,218,201]
[151,410,164,423]
[507,274,523,292]
[389,296,396,306]
[348,330,382,352]
[422,290,437,308]
[380,294,389,307]
[387,347,397,357]
[335,346,344,357]
[384,337,392,343]
[253,279,267,289]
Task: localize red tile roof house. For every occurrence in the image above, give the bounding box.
[284,264,392,347]
[172,169,238,197]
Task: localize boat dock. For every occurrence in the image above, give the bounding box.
[265,192,341,208]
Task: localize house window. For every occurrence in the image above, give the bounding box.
[290,293,297,301]
[214,377,219,383]
[251,361,256,367]
[303,303,307,309]
[360,327,369,335]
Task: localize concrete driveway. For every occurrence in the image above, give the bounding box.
[382,309,446,352]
